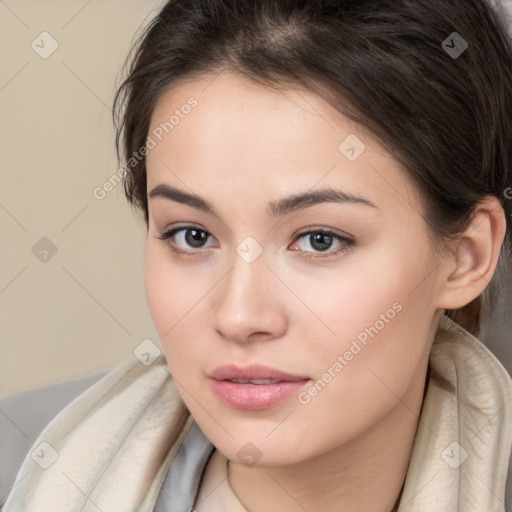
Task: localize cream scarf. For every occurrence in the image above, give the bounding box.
[4,315,512,511]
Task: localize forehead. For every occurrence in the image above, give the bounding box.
[148,71,368,158]
[146,72,421,218]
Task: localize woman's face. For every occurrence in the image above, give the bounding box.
[144,72,447,465]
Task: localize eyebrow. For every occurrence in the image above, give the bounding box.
[148,183,378,217]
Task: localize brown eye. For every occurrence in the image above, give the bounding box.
[291,229,354,258]
[156,226,216,253]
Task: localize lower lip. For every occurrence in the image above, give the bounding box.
[209,378,311,410]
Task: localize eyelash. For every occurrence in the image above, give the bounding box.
[155,225,355,259]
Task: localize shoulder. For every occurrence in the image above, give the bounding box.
[0,369,110,508]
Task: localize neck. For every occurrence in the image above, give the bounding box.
[227,357,431,512]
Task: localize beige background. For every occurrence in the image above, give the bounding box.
[0,0,165,393]
[1,0,511,394]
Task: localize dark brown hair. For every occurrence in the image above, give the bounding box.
[113,0,512,335]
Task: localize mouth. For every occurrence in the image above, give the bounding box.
[209,363,310,382]
[208,364,311,410]
[224,378,285,385]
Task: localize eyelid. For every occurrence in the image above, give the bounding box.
[293,225,354,241]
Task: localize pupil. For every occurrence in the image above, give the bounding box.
[311,232,332,251]
[186,229,207,248]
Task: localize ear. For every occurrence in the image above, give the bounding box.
[435,196,506,310]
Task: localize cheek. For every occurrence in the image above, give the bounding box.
[281,239,433,353]
[143,240,211,375]
[295,239,432,367]
[144,242,186,356]
[144,240,200,323]
[144,242,173,333]
[295,243,436,425]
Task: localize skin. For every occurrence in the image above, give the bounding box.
[143,71,506,511]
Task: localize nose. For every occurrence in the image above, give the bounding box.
[213,248,288,344]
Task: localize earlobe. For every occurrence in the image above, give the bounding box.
[436,196,506,310]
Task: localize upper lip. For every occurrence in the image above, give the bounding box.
[209,364,310,382]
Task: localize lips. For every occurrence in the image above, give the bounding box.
[208,364,311,410]
[209,364,309,382]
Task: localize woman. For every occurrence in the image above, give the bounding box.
[3,0,512,510]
